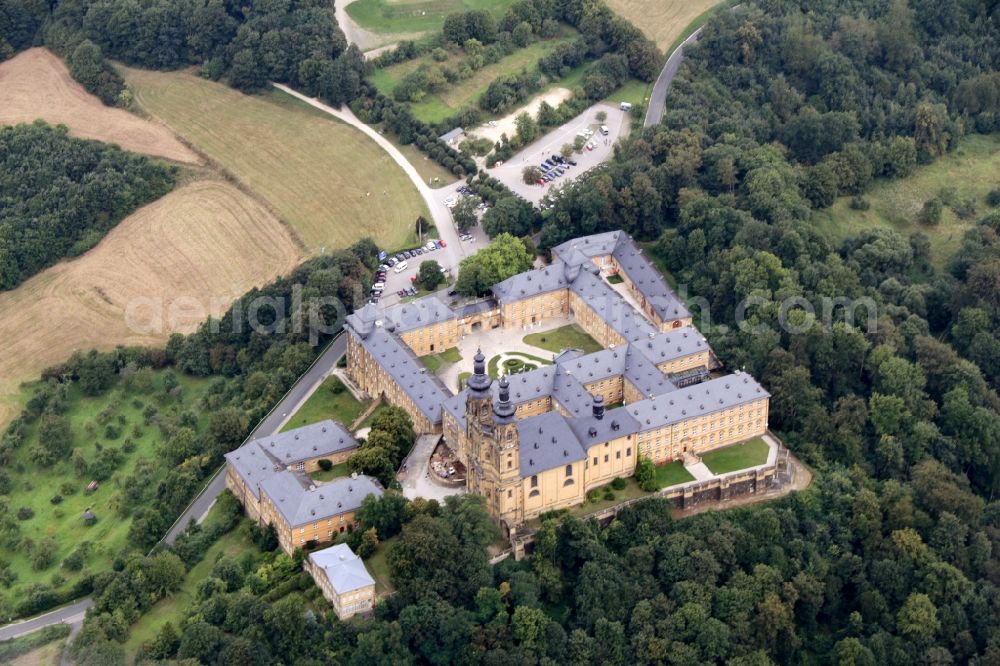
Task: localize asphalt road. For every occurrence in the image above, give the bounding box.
[0,598,93,642]
[163,333,349,544]
[644,27,703,128]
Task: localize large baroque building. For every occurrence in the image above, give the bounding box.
[345,231,770,532]
[224,419,383,554]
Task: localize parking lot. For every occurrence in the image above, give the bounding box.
[370,181,490,308]
[487,102,628,204]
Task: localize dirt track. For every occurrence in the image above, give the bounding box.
[0,48,199,163]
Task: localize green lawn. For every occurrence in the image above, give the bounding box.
[309,462,351,482]
[654,460,695,488]
[0,372,213,618]
[347,0,518,36]
[606,273,625,284]
[701,437,770,475]
[567,477,649,518]
[123,508,254,660]
[607,78,652,109]
[523,325,603,355]
[373,36,576,124]
[487,352,551,378]
[812,133,1000,269]
[282,376,368,432]
[365,535,397,594]
[422,347,462,373]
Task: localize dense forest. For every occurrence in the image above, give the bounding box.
[1,0,368,105]
[14,0,1000,663]
[0,122,176,290]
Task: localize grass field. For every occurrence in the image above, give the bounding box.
[281,376,368,432]
[365,534,398,593]
[123,508,253,661]
[604,0,730,52]
[701,437,770,475]
[373,37,575,124]
[121,66,428,252]
[654,460,696,488]
[0,625,71,666]
[0,179,300,433]
[813,133,1000,268]
[347,0,517,36]
[309,462,352,482]
[0,372,212,617]
[524,325,603,355]
[0,48,198,163]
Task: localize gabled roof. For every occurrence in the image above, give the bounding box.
[310,543,375,594]
[552,231,691,323]
[517,411,586,476]
[491,263,571,303]
[627,372,770,432]
[224,441,277,500]
[347,326,451,424]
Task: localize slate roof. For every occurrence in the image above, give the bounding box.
[627,371,770,431]
[382,295,456,334]
[252,420,358,467]
[491,263,572,303]
[517,411,587,476]
[261,474,383,528]
[346,326,451,425]
[553,231,691,323]
[310,544,375,594]
[224,441,275,500]
[566,406,641,447]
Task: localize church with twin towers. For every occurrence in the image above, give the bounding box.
[345,231,770,532]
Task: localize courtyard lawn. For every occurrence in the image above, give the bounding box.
[606,273,625,284]
[309,462,351,482]
[567,477,649,518]
[422,347,462,373]
[523,325,603,355]
[487,351,551,378]
[282,376,368,432]
[654,461,695,488]
[701,437,770,475]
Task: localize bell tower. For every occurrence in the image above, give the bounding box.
[492,375,522,525]
[465,349,493,502]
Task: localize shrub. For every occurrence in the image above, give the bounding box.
[603,488,615,501]
[849,196,870,210]
[50,495,63,505]
[611,477,626,490]
[318,459,333,472]
[16,507,34,521]
[986,188,1000,207]
[586,489,601,503]
[122,439,136,454]
[60,482,77,496]
[920,198,943,225]
[104,424,121,440]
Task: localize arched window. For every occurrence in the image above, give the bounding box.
[563,478,575,487]
[565,464,573,477]
[529,489,540,498]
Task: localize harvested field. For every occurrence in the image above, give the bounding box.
[0,48,198,163]
[605,0,725,51]
[0,180,300,424]
[121,66,428,252]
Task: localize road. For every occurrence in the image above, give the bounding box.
[644,27,703,128]
[163,333,349,544]
[0,598,92,642]
[0,335,352,644]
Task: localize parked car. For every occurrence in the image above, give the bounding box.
[394,261,409,273]
[567,159,578,166]
[460,234,473,241]
[438,239,447,247]
[600,125,609,136]
[407,286,417,295]
[447,289,457,296]
[426,241,436,251]
[397,290,406,297]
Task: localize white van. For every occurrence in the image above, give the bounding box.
[600,125,609,136]
[393,261,408,273]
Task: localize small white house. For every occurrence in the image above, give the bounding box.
[306,544,376,620]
